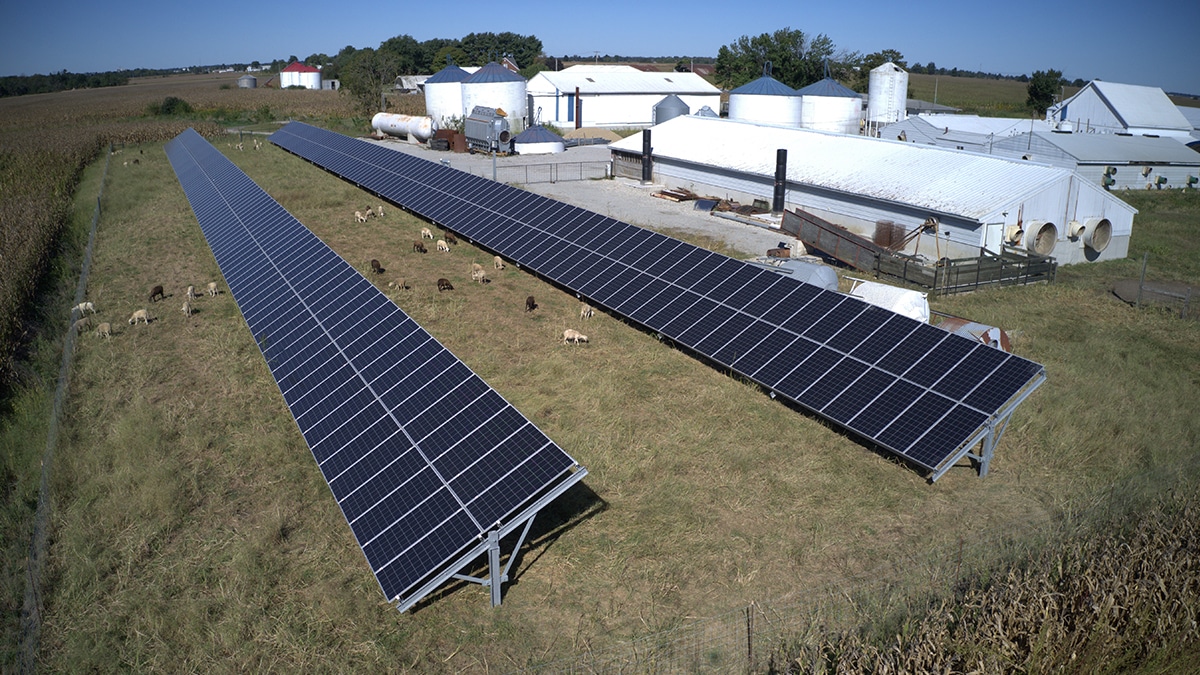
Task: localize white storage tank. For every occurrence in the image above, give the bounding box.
[513,125,565,155]
[795,78,861,134]
[462,62,528,134]
[424,63,471,130]
[279,62,321,90]
[371,113,435,142]
[867,62,908,125]
[728,75,800,126]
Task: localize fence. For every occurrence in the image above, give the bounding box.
[469,161,611,185]
[1112,252,1194,319]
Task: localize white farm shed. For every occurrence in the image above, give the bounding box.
[989,131,1200,191]
[610,116,1137,265]
[883,114,1050,152]
[526,65,720,129]
[1047,81,1192,138]
[279,62,321,90]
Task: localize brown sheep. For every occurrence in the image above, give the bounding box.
[444,232,458,246]
[370,259,383,274]
[525,295,537,312]
[437,278,454,292]
[412,241,427,254]
[148,285,165,302]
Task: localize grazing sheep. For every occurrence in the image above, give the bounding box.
[186,285,198,301]
[525,295,537,312]
[412,241,427,254]
[387,279,408,291]
[72,301,97,315]
[471,268,488,284]
[96,322,111,339]
[493,255,506,270]
[72,317,91,332]
[364,207,376,218]
[471,262,485,274]
[128,309,150,325]
[436,239,450,252]
[437,278,454,292]
[235,142,244,151]
[148,285,165,302]
[181,300,193,316]
[562,329,589,345]
[580,303,595,320]
[444,232,458,246]
[370,259,383,274]
[376,205,384,218]
[420,227,434,240]
[206,281,219,297]
[354,210,368,223]
[253,139,262,150]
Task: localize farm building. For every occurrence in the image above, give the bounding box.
[882,114,1051,152]
[1178,105,1200,148]
[1046,80,1191,138]
[988,131,1200,191]
[279,62,321,90]
[610,116,1136,265]
[526,65,720,129]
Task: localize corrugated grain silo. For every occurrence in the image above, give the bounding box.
[238,75,257,89]
[727,72,799,126]
[513,125,565,155]
[652,94,691,125]
[424,63,471,130]
[867,62,908,125]
[462,62,528,134]
[795,78,861,134]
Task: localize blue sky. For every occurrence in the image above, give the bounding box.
[2,0,1197,95]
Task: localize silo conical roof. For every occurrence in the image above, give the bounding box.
[795,78,860,98]
[513,125,563,144]
[730,76,797,96]
[464,62,525,83]
[425,64,471,84]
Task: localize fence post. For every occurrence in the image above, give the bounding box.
[1183,286,1192,320]
[745,602,755,673]
[1136,252,1149,310]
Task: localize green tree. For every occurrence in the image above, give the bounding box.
[1027,68,1063,115]
[713,27,837,90]
[459,32,542,68]
[339,48,399,115]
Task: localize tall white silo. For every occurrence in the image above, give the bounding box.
[424,63,470,130]
[795,78,861,134]
[867,62,908,125]
[462,62,528,134]
[727,75,800,126]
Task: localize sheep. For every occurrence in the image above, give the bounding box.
[493,255,506,270]
[420,227,434,240]
[354,210,368,223]
[181,300,193,316]
[148,284,165,302]
[370,259,383,274]
[412,241,427,254]
[364,207,376,218]
[580,303,595,320]
[436,240,450,252]
[471,262,485,274]
[471,268,488,284]
[376,205,385,218]
[525,295,537,312]
[562,329,589,345]
[72,301,97,315]
[95,322,111,339]
[206,281,219,297]
[444,232,458,246]
[437,278,454,292]
[186,285,198,301]
[387,279,408,291]
[128,309,150,325]
[253,138,262,150]
[72,317,91,333]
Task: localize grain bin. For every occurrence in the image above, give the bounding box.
[462,62,528,134]
[513,125,565,155]
[728,74,799,126]
[238,75,257,89]
[867,62,907,125]
[424,63,471,130]
[795,78,861,134]
[652,94,690,125]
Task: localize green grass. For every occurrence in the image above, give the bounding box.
[907,73,1081,117]
[11,128,1200,673]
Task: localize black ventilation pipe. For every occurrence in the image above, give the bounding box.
[574,87,582,129]
[641,129,653,184]
[772,148,787,214]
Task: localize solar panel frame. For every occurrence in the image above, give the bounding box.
[165,128,586,611]
[270,122,1046,480]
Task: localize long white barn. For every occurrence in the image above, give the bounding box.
[610,116,1137,265]
[527,65,721,129]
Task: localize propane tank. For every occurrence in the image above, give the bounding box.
[371,113,436,142]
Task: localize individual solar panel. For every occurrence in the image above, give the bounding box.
[165,129,586,610]
[270,122,1046,480]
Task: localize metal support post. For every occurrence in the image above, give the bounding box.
[488,530,502,607]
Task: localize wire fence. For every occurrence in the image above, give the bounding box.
[18,146,112,674]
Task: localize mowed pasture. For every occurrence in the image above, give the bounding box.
[4,76,1197,671]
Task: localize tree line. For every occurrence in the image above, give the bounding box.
[0,70,129,98]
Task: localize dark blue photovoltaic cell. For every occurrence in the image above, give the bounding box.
[165,129,583,607]
[268,122,1045,476]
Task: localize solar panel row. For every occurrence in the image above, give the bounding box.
[165,128,586,608]
[269,122,1045,479]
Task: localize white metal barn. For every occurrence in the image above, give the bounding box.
[279,62,321,90]
[610,116,1137,265]
[526,65,720,129]
[989,132,1200,191]
[883,115,1051,152]
[1047,81,1192,138]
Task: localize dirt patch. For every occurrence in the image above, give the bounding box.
[1112,279,1195,316]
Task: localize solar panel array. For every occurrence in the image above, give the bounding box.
[270,122,1045,478]
[165,128,586,607]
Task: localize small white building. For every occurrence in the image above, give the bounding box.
[279,62,321,90]
[989,131,1200,191]
[610,116,1137,265]
[526,65,720,129]
[1047,80,1192,138]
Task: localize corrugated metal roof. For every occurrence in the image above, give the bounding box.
[994,131,1200,164]
[794,78,858,99]
[514,125,563,143]
[464,61,524,84]
[611,116,1076,222]
[730,76,796,97]
[425,64,471,84]
[1177,105,1200,130]
[529,65,720,95]
[912,114,1047,137]
[1066,81,1191,132]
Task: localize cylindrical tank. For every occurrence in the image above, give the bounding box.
[653,94,690,125]
[867,62,908,125]
[423,64,470,130]
[372,113,435,142]
[728,76,800,126]
[513,125,565,155]
[238,75,257,89]
[462,62,528,134]
[796,78,861,134]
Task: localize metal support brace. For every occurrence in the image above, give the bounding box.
[446,515,539,607]
[488,530,502,607]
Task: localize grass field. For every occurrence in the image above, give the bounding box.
[3,74,1199,672]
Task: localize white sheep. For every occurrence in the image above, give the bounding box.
[580,303,595,320]
[354,210,368,223]
[235,142,244,151]
[471,268,488,284]
[253,138,262,150]
[96,322,111,339]
[128,309,150,325]
[420,227,434,240]
[181,300,193,316]
[436,239,450,252]
[72,301,96,315]
[206,282,218,297]
[186,285,198,301]
[376,205,385,218]
[493,255,506,270]
[562,329,589,345]
[471,262,485,274]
